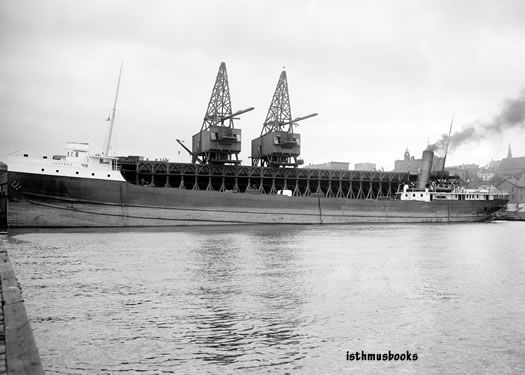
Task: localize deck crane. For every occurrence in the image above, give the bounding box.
[191,62,254,164]
[251,70,317,167]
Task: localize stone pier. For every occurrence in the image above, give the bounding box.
[0,238,43,374]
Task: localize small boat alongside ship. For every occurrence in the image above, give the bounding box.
[6,63,509,227]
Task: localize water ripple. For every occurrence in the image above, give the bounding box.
[4,222,525,374]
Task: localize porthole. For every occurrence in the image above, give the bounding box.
[107,174,110,177]
[56,170,59,173]
[91,173,95,176]
[75,171,79,175]
[41,168,44,172]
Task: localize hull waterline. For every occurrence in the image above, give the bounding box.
[7,172,507,228]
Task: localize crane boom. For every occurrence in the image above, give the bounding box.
[218,107,255,122]
[271,113,318,128]
[176,139,203,163]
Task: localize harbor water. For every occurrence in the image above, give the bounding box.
[5,222,525,374]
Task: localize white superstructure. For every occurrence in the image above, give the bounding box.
[8,142,125,181]
[398,184,508,202]
[9,66,126,182]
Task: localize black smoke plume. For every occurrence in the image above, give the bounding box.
[427,90,525,152]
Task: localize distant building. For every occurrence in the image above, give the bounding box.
[303,161,349,170]
[495,156,525,180]
[393,148,444,173]
[475,143,525,186]
[495,144,525,213]
[354,162,376,171]
[485,159,501,172]
[477,169,495,182]
[496,177,525,204]
[445,164,481,187]
[475,160,499,184]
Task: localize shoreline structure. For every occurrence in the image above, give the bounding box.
[0,237,43,374]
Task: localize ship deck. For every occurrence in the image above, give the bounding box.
[118,160,420,199]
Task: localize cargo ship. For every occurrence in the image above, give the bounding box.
[6,63,509,227]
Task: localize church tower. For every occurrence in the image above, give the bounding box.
[404,148,410,161]
[507,143,512,159]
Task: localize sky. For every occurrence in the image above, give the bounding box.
[1,0,525,170]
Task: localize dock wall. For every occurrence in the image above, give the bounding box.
[0,238,43,374]
[0,165,6,229]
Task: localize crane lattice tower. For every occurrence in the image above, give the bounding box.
[191,62,253,164]
[201,62,233,130]
[261,71,293,135]
[251,70,317,168]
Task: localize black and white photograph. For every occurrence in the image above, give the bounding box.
[1,0,524,373]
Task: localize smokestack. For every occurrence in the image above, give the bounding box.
[417,150,434,190]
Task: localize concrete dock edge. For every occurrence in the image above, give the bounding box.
[0,238,43,375]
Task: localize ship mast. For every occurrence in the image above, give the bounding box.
[103,63,123,156]
[441,115,454,173]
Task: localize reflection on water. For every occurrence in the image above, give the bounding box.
[185,232,313,370]
[4,222,525,374]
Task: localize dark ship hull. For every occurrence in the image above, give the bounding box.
[7,171,507,227]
